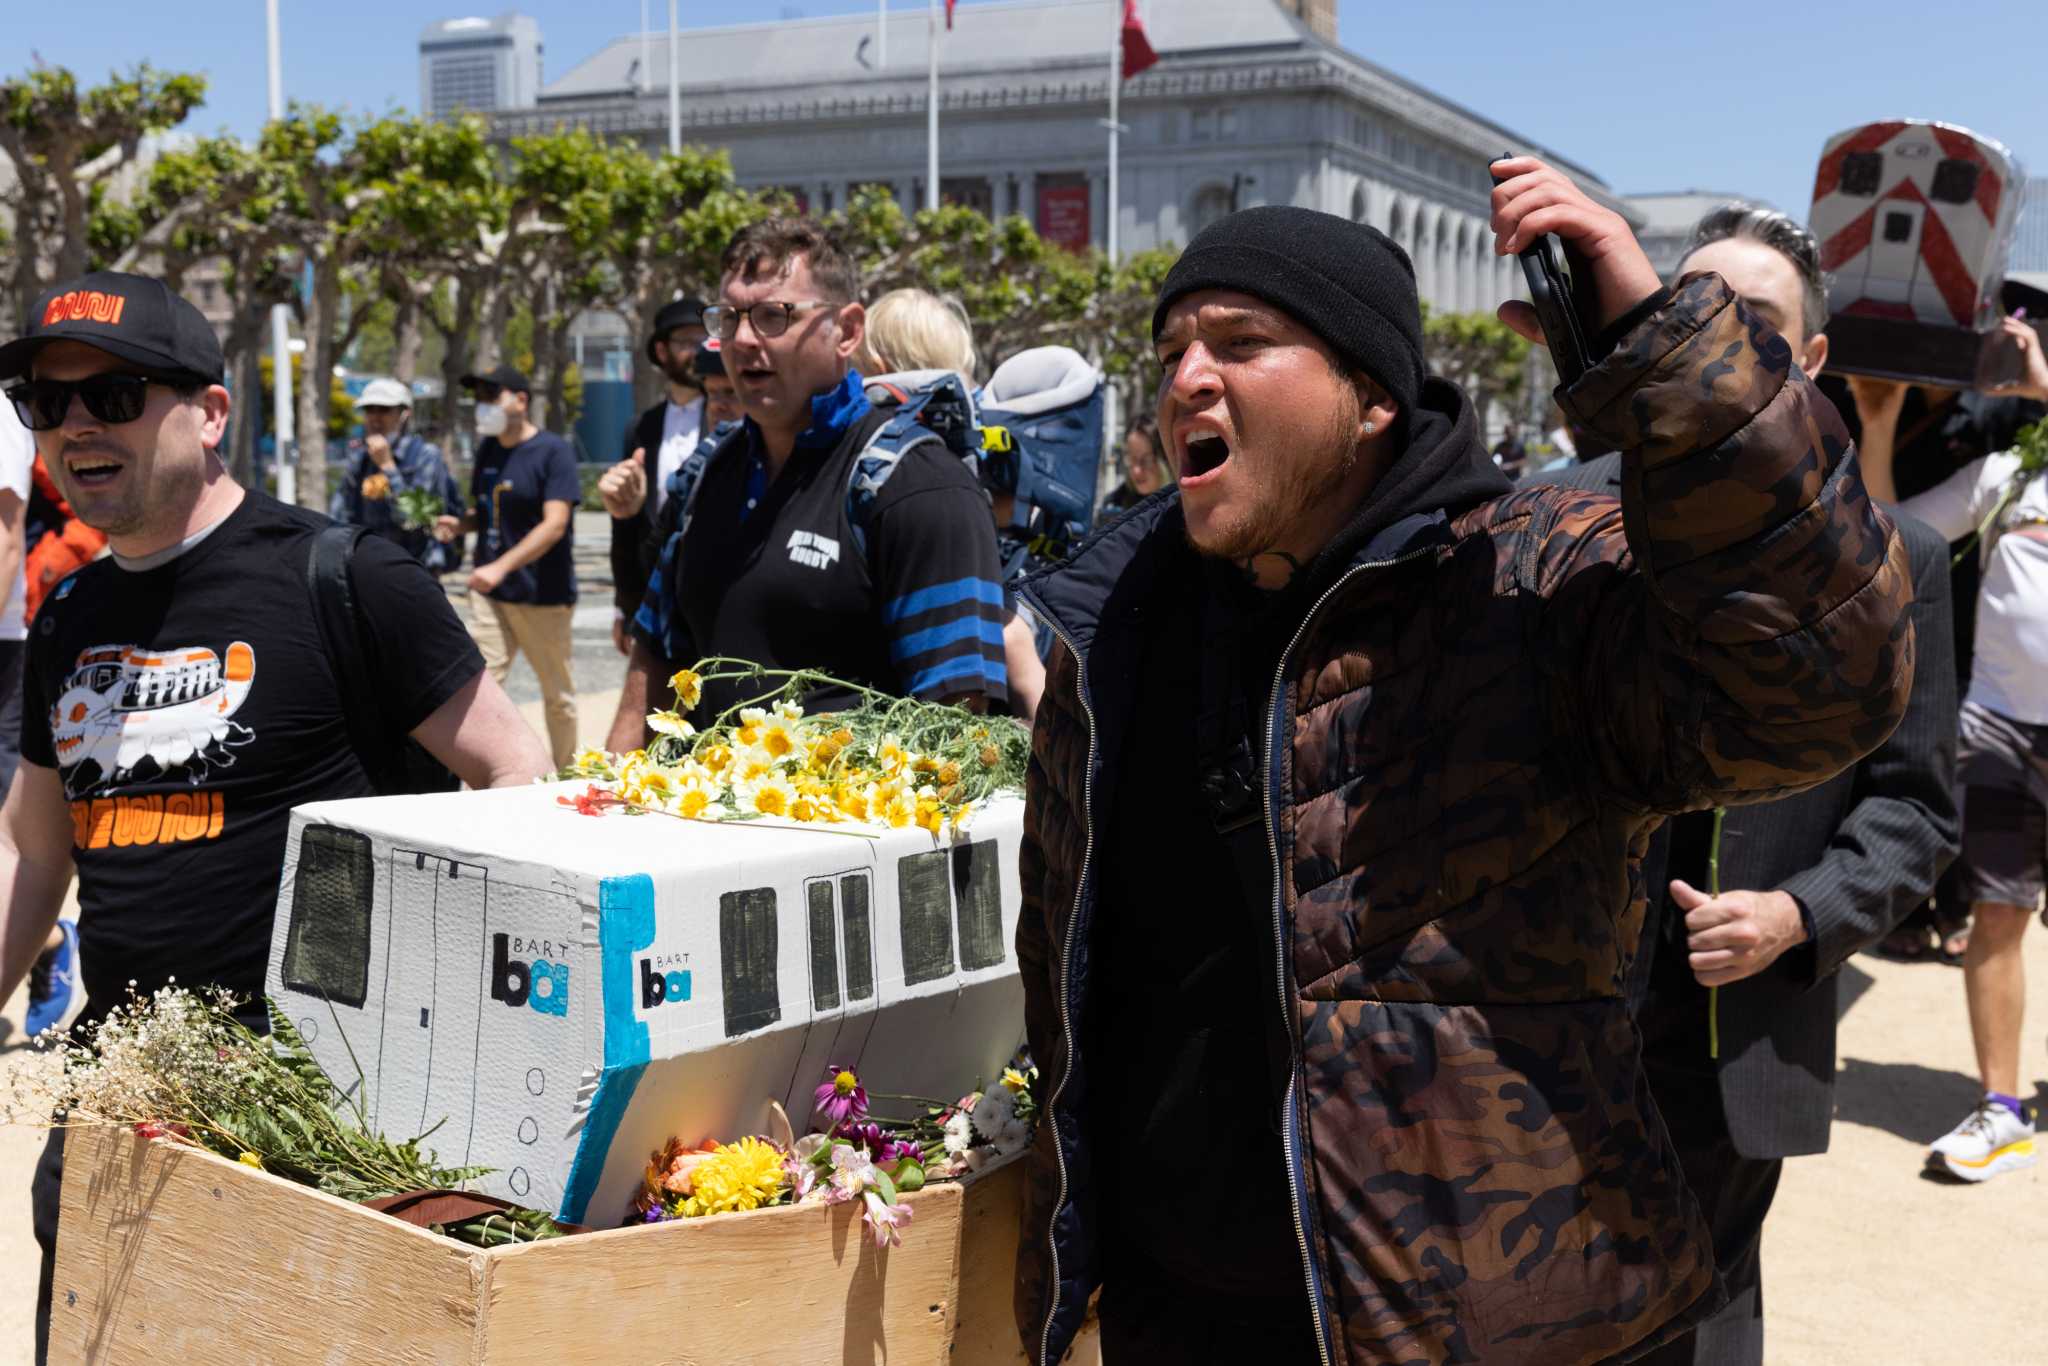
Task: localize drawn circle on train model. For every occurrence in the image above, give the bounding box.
[298,1018,318,1042]
[525,1068,545,1096]
[508,1167,531,1197]
[517,1117,539,1146]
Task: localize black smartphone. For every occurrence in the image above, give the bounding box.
[1492,155,1593,386]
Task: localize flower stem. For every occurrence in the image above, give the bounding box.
[1707,806,1725,1061]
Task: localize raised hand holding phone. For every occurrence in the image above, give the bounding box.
[1488,155,1662,380]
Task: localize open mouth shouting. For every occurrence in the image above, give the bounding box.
[1176,424,1233,488]
[64,450,125,489]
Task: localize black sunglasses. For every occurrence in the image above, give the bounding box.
[6,372,191,431]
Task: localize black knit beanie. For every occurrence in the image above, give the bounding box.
[1152,206,1426,418]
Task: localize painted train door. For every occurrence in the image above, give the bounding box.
[375,850,488,1152]
[786,867,880,1117]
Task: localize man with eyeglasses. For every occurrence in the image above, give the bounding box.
[433,365,581,768]
[604,217,1007,747]
[0,270,550,1363]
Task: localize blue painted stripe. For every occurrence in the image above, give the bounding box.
[880,576,1005,626]
[558,874,657,1225]
[889,615,1007,663]
[904,652,1009,697]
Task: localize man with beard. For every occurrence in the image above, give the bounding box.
[1011,159,1915,1364]
[0,271,549,1363]
[601,297,709,656]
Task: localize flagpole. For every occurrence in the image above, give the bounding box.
[640,0,650,91]
[1107,0,1120,265]
[667,0,681,154]
[266,0,295,506]
[879,0,887,68]
[926,0,940,212]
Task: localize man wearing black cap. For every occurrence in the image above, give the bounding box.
[600,298,709,655]
[434,364,581,767]
[0,271,550,1363]
[1010,159,1916,1364]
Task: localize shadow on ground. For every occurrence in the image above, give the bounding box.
[1834,1054,2048,1148]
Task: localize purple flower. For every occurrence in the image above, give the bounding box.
[880,1138,923,1166]
[837,1121,887,1150]
[814,1066,869,1129]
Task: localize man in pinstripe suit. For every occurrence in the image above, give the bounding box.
[1529,206,1961,1365]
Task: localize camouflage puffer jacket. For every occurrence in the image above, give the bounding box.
[1011,275,1915,1366]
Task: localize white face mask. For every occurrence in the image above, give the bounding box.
[474,401,508,437]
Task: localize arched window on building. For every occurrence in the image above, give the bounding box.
[1350,184,1368,223]
[1190,183,1234,236]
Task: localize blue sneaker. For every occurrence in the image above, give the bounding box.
[26,919,82,1038]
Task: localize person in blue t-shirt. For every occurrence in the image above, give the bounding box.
[434,365,581,766]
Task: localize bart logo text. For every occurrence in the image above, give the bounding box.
[43,290,127,327]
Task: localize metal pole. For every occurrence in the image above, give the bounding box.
[879,0,887,69]
[640,0,650,92]
[926,0,940,212]
[265,0,295,505]
[1107,0,1119,264]
[667,0,681,154]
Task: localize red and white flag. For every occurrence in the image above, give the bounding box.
[1120,0,1158,79]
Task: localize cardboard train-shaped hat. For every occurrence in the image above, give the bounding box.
[1811,119,2023,385]
[264,782,1026,1228]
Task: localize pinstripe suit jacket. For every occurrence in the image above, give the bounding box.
[1533,452,1961,1157]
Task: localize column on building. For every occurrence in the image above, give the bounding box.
[1414,205,1439,314]
[1018,171,1039,233]
[1089,169,1109,251]
[992,176,1012,221]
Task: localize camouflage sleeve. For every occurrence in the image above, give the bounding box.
[1536,271,1915,813]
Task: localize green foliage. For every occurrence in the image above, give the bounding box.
[257,352,354,438]
[1421,305,1531,416]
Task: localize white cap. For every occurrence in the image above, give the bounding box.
[352,377,412,409]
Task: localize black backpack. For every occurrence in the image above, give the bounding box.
[306,524,463,795]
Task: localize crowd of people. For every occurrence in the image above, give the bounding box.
[0,148,2045,1364]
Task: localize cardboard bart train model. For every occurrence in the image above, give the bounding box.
[261,780,1026,1228]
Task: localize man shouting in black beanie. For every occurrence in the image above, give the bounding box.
[1011,157,1916,1365]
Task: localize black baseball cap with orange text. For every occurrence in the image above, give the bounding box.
[0,270,225,385]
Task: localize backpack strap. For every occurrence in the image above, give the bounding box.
[845,413,951,562]
[307,524,400,794]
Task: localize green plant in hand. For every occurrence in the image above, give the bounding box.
[395,486,446,533]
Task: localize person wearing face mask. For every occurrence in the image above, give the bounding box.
[606,217,1007,750]
[434,365,581,767]
[330,377,465,573]
[1526,205,1960,1366]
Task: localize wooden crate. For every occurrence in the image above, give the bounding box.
[53,1125,1099,1364]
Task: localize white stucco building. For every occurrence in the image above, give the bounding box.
[492,0,1638,319]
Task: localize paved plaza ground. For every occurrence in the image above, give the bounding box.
[1,510,2044,1360]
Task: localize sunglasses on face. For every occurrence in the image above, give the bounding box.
[5,372,185,431]
[702,300,836,342]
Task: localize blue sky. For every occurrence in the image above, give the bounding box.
[10,0,2045,221]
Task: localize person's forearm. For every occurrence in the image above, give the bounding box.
[484,510,569,576]
[606,642,659,753]
[0,842,72,1007]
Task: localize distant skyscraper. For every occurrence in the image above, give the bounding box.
[419,13,543,117]
[2015,177,2048,273]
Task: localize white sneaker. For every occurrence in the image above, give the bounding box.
[1928,1099,2038,1182]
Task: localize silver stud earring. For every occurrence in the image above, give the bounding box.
[1362,422,1375,436]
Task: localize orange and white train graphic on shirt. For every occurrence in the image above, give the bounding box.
[51,642,257,811]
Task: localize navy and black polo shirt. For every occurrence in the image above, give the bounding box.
[633,370,1008,720]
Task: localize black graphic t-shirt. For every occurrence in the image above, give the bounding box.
[21,491,485,1023]
[470,430,581,606]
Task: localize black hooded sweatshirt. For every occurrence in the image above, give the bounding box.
[1087,375,1511,1300]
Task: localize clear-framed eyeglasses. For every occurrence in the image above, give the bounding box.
[702,300,838,341]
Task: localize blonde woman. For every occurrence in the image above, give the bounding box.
[852,287,978,380]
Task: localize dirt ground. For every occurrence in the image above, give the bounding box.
[2,693,2041,1361]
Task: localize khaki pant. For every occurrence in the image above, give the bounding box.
[471,596,578,768]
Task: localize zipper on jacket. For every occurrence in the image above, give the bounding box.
[1265,544,1440,1366]
[1035,615,1099,1366]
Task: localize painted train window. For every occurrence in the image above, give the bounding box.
[1930,158,1981,206]
[807,880,840,1013]
[953,841,1006,971]
[281,825,375,1008]
[898,850,957,986]
[720,887,781,1037]
[842,873,875,1001]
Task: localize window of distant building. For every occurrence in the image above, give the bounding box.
[431,56,497,114]
[1191,183,1234,235]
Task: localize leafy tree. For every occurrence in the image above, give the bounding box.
[1421,305,1531,422]
[0,64,205,321]
[259,106,354,508]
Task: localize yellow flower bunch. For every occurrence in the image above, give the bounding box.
[677,1136,788,1218]
[557,659,1029,834]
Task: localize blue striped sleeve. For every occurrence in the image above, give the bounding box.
[879,576,1008,626]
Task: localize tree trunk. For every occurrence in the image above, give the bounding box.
[221,308,266,486]
[295,260,340,512]
[431,275,484,450]
[542,313,574,437]
[392,286,423,384]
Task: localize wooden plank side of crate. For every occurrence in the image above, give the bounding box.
[52,1125,485,1365]
[474,1178,969,1364]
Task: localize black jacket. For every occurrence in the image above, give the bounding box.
[609,398,701,617]
[1533,450,1960,1157]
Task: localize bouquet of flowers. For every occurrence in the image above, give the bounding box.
[630,1060,1039,1248]
[558,657,1030,834]
[395,486,446,532]
[2,984,566,1246]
